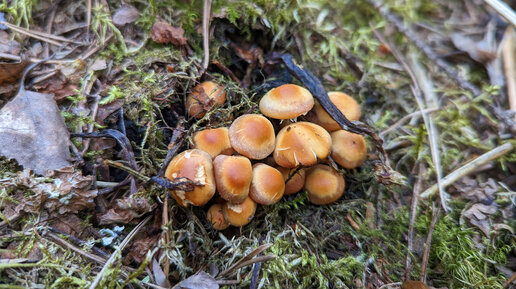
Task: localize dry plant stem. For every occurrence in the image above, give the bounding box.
[47,232,107,265]
[202,0,212,70]
[379,107,439,138]
[88,215,151,289]
[484,0,516,28]
[503,271,516,288]
[0,21,81,45]
[366,0,481,96]
[217,243,273,278]
[503,27,516,121]
[420,142,514,199]
[420,203,440,283]
[161,195,171,285]
[87,0,92,33]
[404,163,424,280]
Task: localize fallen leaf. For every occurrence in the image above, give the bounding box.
[152,257,169,287]
[174,272,219,289]
[112,4,140,26]
[125,234,159,264]
[97,197,155,225]
[0,30,21,55]
[96,99,124,125]
[0,86,71,174]
[0,58,29,85]
[151,22,187,46]
[462,203,497,236]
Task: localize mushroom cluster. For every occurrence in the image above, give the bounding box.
[165,81,368,230]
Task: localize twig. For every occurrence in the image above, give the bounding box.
[380,108,439,138]
[161,195,171,286]
[420,142,514,199]
[503,27,516,122]
[217,244,273,278]
[202,0,212,70]
[484,0,516,28]
[404,164,424,280]
[88,215,151,289]
[420,203,440,283]
[86,0,92,33]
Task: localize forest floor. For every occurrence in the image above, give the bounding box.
[0,0,515,288]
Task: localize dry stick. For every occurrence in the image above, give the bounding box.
[420,142,514,199]
[379,108,439,138]
[86,0,92,33]
[161,195,171,286]
[484,0,516,28]
[88,215,151,289]
[404,164,424,280]
[502,27,516,121]
[420,203,440,283]
[202,0,212,70]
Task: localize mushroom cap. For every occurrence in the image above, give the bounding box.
[192,127,234,158]
[164,149,216,207]
[305,164,345,205]
[213,155,252,204]
[401,281,429,289]
[186,81,226,119]
[222,197,257,227]
[259,84,314,119]
[249,163,285,205]
[206,203,229,230]
[307,91,361,131]
[331,130,367,169]
[277,167,306,195]
[229,114,275,160]
[274,122,332,168]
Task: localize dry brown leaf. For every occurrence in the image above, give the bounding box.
[125,234,159,264]
[113,4,140,26]
[151,22,187,46]
[97,197,155,225]
[14,167,97,215]
[173,272,219,289]
[462,203,497,236]
[0,30,20,55]
[0,86,71,174]
[0,58,29,85]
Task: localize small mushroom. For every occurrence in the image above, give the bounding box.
[229,114,275,160]
[331,130,367,169]
[307,91,361,131]
[305,164,345,205]
[249,163,285,205]
[222,197,257,227]
[206,203,229,230]
[192,127,234,158]
[274,122,332,168]
[186,81,226,119]
[277,167,306,195]
[164,149,216,207]
[213,155,252,204]
[259,84,314,119]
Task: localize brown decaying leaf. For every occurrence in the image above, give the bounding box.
[14,167,97,215]
[0,58,29,85]
[151,22,188,46]
[97,197,156,225]
[0,30,21,55]
[34,77,79,102]
[462,203,497,237]
[0,87,71,174]
[112,4,140,26]
[173,271,219,289]
[124,234,159,264]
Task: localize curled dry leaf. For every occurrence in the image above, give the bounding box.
[112,4,140,26]
[124,234,159,264]
[151,22,188,46]
[14,167,97,215]
[97,197,156,225]
[173,271,219,289]
[462,203,497,236]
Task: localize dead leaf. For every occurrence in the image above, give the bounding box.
[0,86,71,174]
[0,30,21,55]
[0,58,29,85]
[152,258,169,288]
[151,22,187,46]
[112,4,140,26]
[97,197,155,225]
[125,234,159,264]
[14,167,97,215]
[34,76,79,102]
[173,272,219,289]
[96,99,124,125]
[462,203,497,236]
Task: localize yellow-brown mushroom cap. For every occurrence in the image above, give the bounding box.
[222,197,257,227]
[206,203,229,230]
[307,91,361,131]
[192,127,234,158]
[249,163,285,205]
[277,167,306,195]
[164,149,216,207]
[229,114,275,160]
[259,84,314,119]
[331,130,367,169]
[213,155,252,204]
[305,164,345,205]
[186,81,226,119]
[274,122,332,168]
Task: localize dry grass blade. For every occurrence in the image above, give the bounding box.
[217,243,273,278]
[502,27,516,121]
[484,0,516,28]
[202,0,212,70]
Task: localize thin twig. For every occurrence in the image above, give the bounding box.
[404,164,424,280]
[420,142,514,199]
[420,203,440,283]
[502,27,516,122]
[161,195,171,285]
[88,215,151,289]
[202,0,212,70]
[380,108,439,138]
[484,0,516,28]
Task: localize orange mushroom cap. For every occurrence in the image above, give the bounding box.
[206,203,229,230]
[164,149,216,207]
[277,167,306,195]
[249,163,285,205]
[307,91,361,131]
[213,155,252,204]
[305,164,345,205]
[192,127,234,158]
[186,81,226,119]
[222,197,257,227]
[259,84,314,119]
[274,122,332,168]
[331,130,367,169]
[229,114,275,160]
